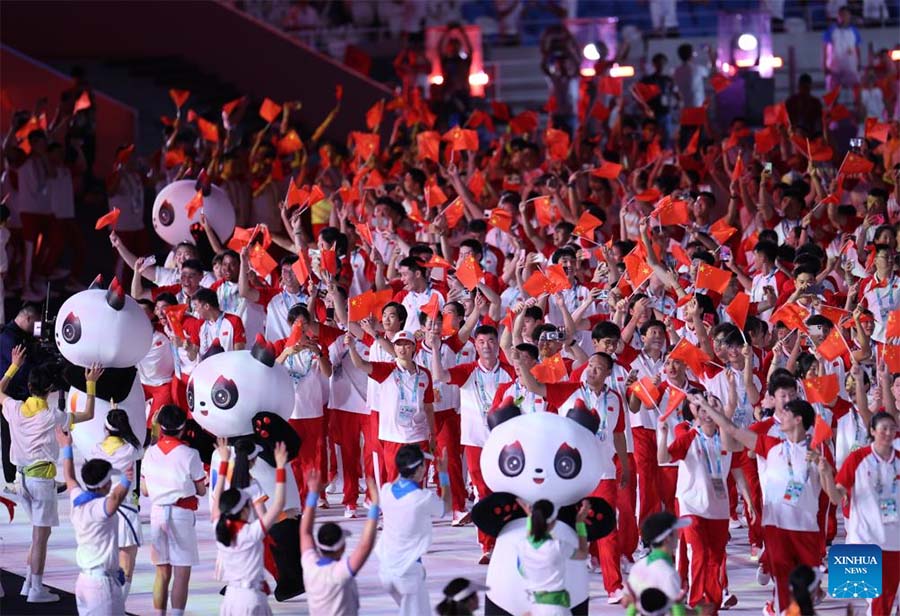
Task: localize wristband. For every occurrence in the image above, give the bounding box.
[275,468,286,483]
[367,504,380,520]
[119,477,132,491]
[3,365,18,380]
[438,471,450,488]
[576,522,587,538]
[86,381,97,397]
[217,461,229,478]
[305,492,319,508]
[62,446,73,460]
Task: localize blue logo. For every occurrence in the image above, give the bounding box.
[828,544,882,599]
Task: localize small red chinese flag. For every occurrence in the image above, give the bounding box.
[730,154,745,184]
[829,104,851,122]
[710,73,732,93]
[684,128,701,156]
[668,339,711,377]
[545,264,571,293]
[633,82,661,102]
[599,75,623,96]
[114,144,135,168]
[709,219,738,244]
[509,110,539,134]
[592,161,623,180]
[185,190,204,218]
[628,377,662,408]
[74,92,92,113]
[169,89,190,109]
[352,132,380,159]
[823,86,841,107]
[763,102,789,127]
[355,222,374,247]
[372,289,394,318]
[292,253,311,285]
[804,375,839,406]
[838,152,874,176]
[443,127,479,151]
[884,344,900,373]
[365,99,385,131]
[421,293,441,320]
[754,127,779,155]
[320,248,337,275]
[277,130,303,155]
[635,188,662,203]
[680,107,707,126]
[811,414,834,449]
[95,208,121,231]
[222,97,243,118]
[197,117,219,143]
[443,198,465,228]
[659,387,687,423]
[533,196,558,227]
[769,303,810,331]
[574,211,602,238]
[417,131,441,162]
[259,98,282,123]
[249,245,277,278]
[623,252,653,289]
[488,209,513,232]
[422,255,452,269]
[522,271,553,298]
[491,101,511,122]
[286,320,305,347]
[425,184,448,208]
[164,304,190,339]
[726,292,750,330]
[671,242,691,269]
[886,309,900,339]
[816,328,846,362]
[468,168,486,199]
[590,101,611,122]
[531,353,567,384]
[696,263,731,294]
[654,198,691,226]
[545,128,570,161]
[865,118,890,144]
[349,292,374,322]
[455,255,482,291]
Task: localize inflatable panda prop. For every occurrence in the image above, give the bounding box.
[474,401,616,615]
[55,278,152,455]
[152,176,235,246]
[188,336,305,601]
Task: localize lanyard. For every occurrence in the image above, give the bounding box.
[286,350,315,381]
[512,380,539,413]
[850,410,868,448]
[474,363,501,411]
[281,290,305,309]
[170,341,182,378]
[203,313,226,351]
[395,367,421,405]
[874,276,897,318]
[220,282,240,314]
[871,452,899,498]
[582,385,608,432]
[783,440,810,485]
[696,429,723,478]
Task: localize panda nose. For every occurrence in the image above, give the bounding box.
[200,401,206,406]
[535,468,543,473]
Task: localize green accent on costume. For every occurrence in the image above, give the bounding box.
[575,521,587,537]
[533,589,571,607]
[671,602,688,616]
[525,517,549,549]
[646,548,674,566]
[626,604,638,616]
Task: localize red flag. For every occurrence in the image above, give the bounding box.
[421,294,441,320]
[884,344,900,373]
[769,303,810,331]
[865,118,890,144]
[710,73,732,93]
[709,219,738,244]
[623,252,653,289]
[417,131,441,162]
[886,309,900,339]
[531,353,567,384]
[425,184,448,208]
[197,117,219,143]
[696,263,731,294]
[455,255,482,291]
[635,188,662,203]
[522,271,554,297]
[811,413,834,448]
[668,339,712,377]
[277,130,303,155]
[285,320,305,347]
[248,245,277,278]
[754,127,779,155]
[763,103,789,127]
[545,128,570,161]
[730,154,744,184]
[654,198,691,226]
[467,109,495,133]
[169,89,190,109]
[684,128,701,156]
[823,86,841,107]
[592,161,623,180]
[829,104,851,122]
[355,222,374,246]
[628,377,662,408]
[164,304,190,339]
[442,127,479,151]
[259,98,282,123]
[671,242,691,269]
[545,264,571,293]
[351,132,380,159]
[533,196,558,227]
[114,144,135,168]
[292,253,311,285]
[95,208,121,231]
[443,198,465,228]
[680,107,707,126]
[468,169,486,199]
[365,99,385,131]
[422,255,452,269]
[725,292,750,330]
[574,211,602,238]
[185,190,203,218]
[590,102,611,122]
[804,374,840,406]
[838,152,874,176]
[73,91,92,113]
[349,292,374,322]
[634,82,661,102]
[371,289,394,318]
[320,248,337,275]
[487,209,513,233]
[599,75,623,96]
[222,97,243,118]
[816,328,847,362]
[659,387,687,423]
[509,110,538,134]
[491,101,511,122]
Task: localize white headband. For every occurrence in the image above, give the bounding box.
[104,419,115,432]
[452,587,476,602]
[227,490,251,516]
[84,469,112,490]
[314,527,351,552]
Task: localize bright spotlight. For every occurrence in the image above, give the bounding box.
[583,43,600,61]
[608,64,635,78]
[892,49,900,61]
[737,33,758,51]
[468,72,489,87]
[580,67,597,77]
[429,75,444,86]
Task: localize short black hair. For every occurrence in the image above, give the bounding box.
[382,301,408,323]
[395,444,426,478]
[157,404,187,435]
[677,43,693,62]
[27,364,56,397]
[767,373,798,396]
[460,239,484,258]
[181,258,205,274]
[81,458,113,488]
[398,256,426,276]
[754,241,779,263]
[592,321,621,341]
[193,288,219,309]
[785,399,815,430]
[515,343,539,361]
[474,325,498,339]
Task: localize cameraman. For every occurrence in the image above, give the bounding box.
[0,303,40,485]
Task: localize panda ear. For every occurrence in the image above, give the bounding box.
[567,399,600,434]
[250,334,276,367]
[88,274,103,290]
[202,338,224,360]
[486,397,521,430]
[195,169,212,196]
[106,278,125,311]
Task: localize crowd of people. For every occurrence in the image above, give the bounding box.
[1,2,900,614]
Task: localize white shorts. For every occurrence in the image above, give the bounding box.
[379,561,429,616]
[19,475,59,527]
[117,503,143,549]
[75,572,125,616]
[220,585,272,616]
[529,603,571,616]
[149,504,198,566]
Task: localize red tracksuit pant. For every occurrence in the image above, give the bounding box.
[328,409,366,507]
[289,416,326,501]
[590,478,624,593]
[763,525,822,613]
[633,427,662,528]
[683,515,730,609]
[142,382,174,428]
[381,440,429,483]
[433,411,466,512]
[464,445,495,554]
[366,411,385,485]
[616,453,639,558]
[873,550,900,616]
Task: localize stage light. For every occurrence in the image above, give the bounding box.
[769,56,783,68]
[429,75,444,86]
[735,58,756,68]
[468,72,489,87]
[583,43,600,61]
[609,64,635,78]
[737,33,758,51]
[580,67,597,77]
[891,49,900,61]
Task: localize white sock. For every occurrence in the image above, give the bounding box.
[170,609,185,616]
[30,574,42,591]
[122,580,131,599]
[21,568,31,595]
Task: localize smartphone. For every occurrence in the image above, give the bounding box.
[325,308,335,320]
[34,321,43,337]
[764,162,773,174]
[720,246,732,262]
[850,137,863,149]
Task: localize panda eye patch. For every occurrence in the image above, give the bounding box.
[211,375,239,410]
[499,440,525,477]
[186,380,195,411]
[554,443,581,480]
[61,312,82,344]
[158,200,175,227]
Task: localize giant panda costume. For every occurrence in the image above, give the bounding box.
[188,335,305,601]
[474,400,616,615]
[151,176,235,247]
[55,278,152,455]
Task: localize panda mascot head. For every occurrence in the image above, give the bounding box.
[188,335,294,438]
[152,176,235,246]
[480,398,603,506]
[55,278,153,455]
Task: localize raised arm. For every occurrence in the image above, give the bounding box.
[699,393,758,451]
[72,364,104,425]
[347,334,374,375]
[210,437,231,522]
[260,443,288,530]
[300,469,321,553]
[428,332,451,384]
[0,345,25,405]
[238,246,261,303]
[347,478,380,574]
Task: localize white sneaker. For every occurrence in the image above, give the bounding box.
[607,588,625,604]
[27,587,60,603]
[588,556,602,573]
[721,589,738,609]
[325,480,344,495]
[633,546,650,560]
[729,516,744,530]
[20,573,30,596]
[620,555,633,575]
[451,510,471,526]
[344,506,357,519]
[756,565,771,586]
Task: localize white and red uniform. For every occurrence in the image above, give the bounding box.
[284,348,328,501]
[70,487,125,616]
[139,329,175,426]
[861,274,900,343]
[668,426,734,608]
[89,436,143,549]
[364,335,394,483]
[192,312,246,356]
[263,288,309,342]
[835,445,900,616]
[628,352,667,529]
[217,519,271,615]
[396,286,445,332]
[210,278,266,342]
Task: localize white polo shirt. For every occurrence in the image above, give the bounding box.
[669,426,734,519]
[301,549,360,615]
[141,439,205,505]
[448,360,515,447]
[399,287,444,331]
[264,289,309,342]
[706,367,761,429]
[89,437,142,484]
[376,479,446,578]
[755,435,833,532]
[328,336,369,414]
[561,385,625,481]
[154,266,216,288]
[369,362,435,443]
[835,409,869,469]
[628,353,667,429]
[1,398,67,467]
[139,330,175,387]
[194,312,246,356]
[285,349,328,419]
[218,519,266,585]
[70,488,119,572]
[416,342,459,413]
[836,445,900,550]
[863,276,900,343]
[365,336,394,414]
